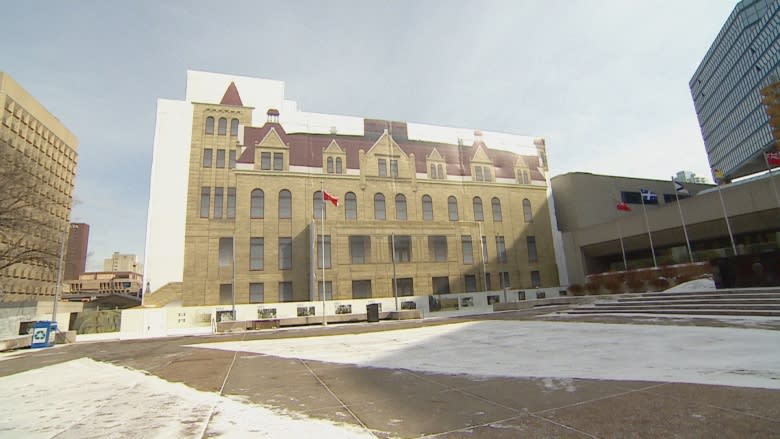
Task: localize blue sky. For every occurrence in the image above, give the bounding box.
[1,0,735,270]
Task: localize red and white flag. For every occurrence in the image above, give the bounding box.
[767,151,780,167]
[616,202,631,212]
[323,191,339,207]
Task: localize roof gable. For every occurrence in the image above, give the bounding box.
[324,139,345,154]
[427,148,444,161]
[471,144,492,164]
[366,131,407,158]
[258,127,287,149]
[220,82,244,106]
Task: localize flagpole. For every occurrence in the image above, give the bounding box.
[763,151,780,209]
[320,180,327,326]
[616,220,628,271]
[672,179,694,263]
[716,182,738,256]
[639,190,658,268]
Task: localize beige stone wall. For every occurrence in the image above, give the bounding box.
[181,104,557,306]
[0,72,78,301]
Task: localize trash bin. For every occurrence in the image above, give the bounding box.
[31,321,57,349]
[366,303,380,323]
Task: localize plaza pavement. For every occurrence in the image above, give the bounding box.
[1,310,779,438]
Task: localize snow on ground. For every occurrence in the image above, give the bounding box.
[0,358,373,438]
[194,320,780,389]
[663,278,715,293]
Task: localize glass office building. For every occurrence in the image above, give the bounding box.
[690,0,780,180]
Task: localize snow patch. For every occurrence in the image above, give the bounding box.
[194,320,780,389]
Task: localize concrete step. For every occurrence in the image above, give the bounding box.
[566,309,780,317]
[600,299,780,306]
[586,304,780,311]
[623,293,780,301]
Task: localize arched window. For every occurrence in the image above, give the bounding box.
[448,196,458,221]
[491,197,503,222]
[345,192,357,220]
[327,157,334,174]
[335,157,343,174]
[523,199,533,223]
[279,189,292,219]
[250,189,264,218]
[422,195,433,221]
[218,117,227,135]
[473,197,484,221]
[205,116,215,134]
[374,193,386,220]
[230,118,239,136]
[430,164,437,179]
[437,164,444,179]
[395,194,407,220]
[313,191,325,220]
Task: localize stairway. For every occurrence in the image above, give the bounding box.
[563,288,780,317]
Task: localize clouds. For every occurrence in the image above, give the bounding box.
[0,0,735,268]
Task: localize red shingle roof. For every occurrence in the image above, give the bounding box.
[238,123,543,181]
[220,82,244,106]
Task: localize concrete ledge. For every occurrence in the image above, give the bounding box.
[493,296,594,311]
[56,330,77,344]
[388,310,422,320]
[0,335,31,351]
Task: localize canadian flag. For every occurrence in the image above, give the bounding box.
[767,151,780,167]
[616,202,631,212]
[323,191,339,207]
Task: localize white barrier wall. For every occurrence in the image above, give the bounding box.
[119,288,566,340]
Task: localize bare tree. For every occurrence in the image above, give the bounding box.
[0,139,66,273]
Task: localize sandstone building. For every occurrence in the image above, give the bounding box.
[145,71,559,306]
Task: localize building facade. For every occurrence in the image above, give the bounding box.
[65,271,143,300]
[64,223,89,281]
[103,252,142,273]
[145,71,559,306]
[0,71,78,301]
[690,0,780,180]
[552,172,780,284]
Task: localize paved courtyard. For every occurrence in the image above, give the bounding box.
[1,312,779,438]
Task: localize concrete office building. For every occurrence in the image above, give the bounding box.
[103,252,143,274]
[552,172,780,284]
[64,223,90,281]
[145,71,561,306]
[690,0,780,180]
[0,71,78,301]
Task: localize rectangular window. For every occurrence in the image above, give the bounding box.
[279,282,293,302]
[500,271,510,288]
[249,283,264,303]
[278,237,292,270]
[527,236,538,263]
[317,235,331,269]
[462,236,474,264]
[352,280,372,299]
[249,237,264,270]
[228,150,236,169]
[531,270,541,288]
[390,159,398,177]
[213,187,224,218]
[464,274,477,292]
[202,149,213,168]
[485,273,492,290]
[620,191,642,204]
[378,158,387,177]
[496,236,507,264]
[216,149,225,168]
[317,281,333,300]
[350,236,370,264]
[261,152,271,170]
[218,237,233,267]
[393,277,414,296]
[481,236,488,264]
[475,166,483,181]
[429,235,448,262]
[200,187,210,218]
[273,152,283,170]
[432,276,450,294]
[391,235,411,263]
[219,284,233,305]
[226,187,236,219]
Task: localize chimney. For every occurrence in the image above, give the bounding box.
[267,108,280,123]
